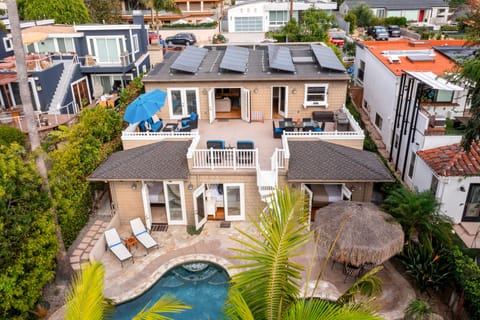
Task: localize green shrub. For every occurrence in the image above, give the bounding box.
[384,16,407,26]
[0,125,26,147]
[0,144,58,319]
[400,240,453,293]
[450,248,480,319]
[48,107,123,246]
[187,225,203,235]
[405,298,433,320]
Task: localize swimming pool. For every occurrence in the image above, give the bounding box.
[113,262,230,319]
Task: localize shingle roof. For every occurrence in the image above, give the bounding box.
[143,43,350,83]
[89,141,190,181]
[417,141,480,176]
[287,140,392,182]
[344,0,448,10]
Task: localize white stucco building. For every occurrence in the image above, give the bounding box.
[226,0,337,32]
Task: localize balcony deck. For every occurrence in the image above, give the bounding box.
[122,109,364,171]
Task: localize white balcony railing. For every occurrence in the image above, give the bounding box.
[121,130,198,140]
[192,148,258,170]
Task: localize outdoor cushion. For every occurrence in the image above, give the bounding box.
[274,128,283,133]
[182,119,189,127]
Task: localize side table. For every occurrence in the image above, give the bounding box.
[125,237,138,252]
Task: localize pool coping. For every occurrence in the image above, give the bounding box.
[109,254,236,304]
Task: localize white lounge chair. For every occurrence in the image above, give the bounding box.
[104,228,133,267]
[130,218,159,254]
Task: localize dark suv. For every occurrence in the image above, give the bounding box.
[165,33,197,46]
[368,26,388,41]
[388,25,401,37]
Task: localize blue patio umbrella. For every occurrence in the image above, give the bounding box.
[123,89,167,123]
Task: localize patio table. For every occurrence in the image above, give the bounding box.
[162,122,178,132]
[279,120,319,131]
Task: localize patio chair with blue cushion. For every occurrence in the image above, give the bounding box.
[206,140,225,163]
[273,120,283,138]
[130,218,159,254]
[104,228,133,267]
[237,140,254,165]
[181,111,198,129]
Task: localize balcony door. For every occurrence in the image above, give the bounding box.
[169,88,199,119]
[272,86,287,117]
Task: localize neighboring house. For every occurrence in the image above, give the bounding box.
[353,39,478,225]
[225,0,337,32]
[339,0,450,26]
[89,43,392,233]
[414,142,480,224]
[120,0,223,25]
[0,11,150,113]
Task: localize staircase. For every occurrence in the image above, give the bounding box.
[257,149,280,206]
[49,59,78,112]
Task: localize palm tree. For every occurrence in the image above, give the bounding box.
[142,0,179,33]
[5,0,73,280]
[225,187,383,320]
[381,188,453,245]
[65,262,191,320]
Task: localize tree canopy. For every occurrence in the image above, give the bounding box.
[350,3,374,27]
[0,144,58,319]
[18,0,91,24]
[84,0,122,24]
[278,8,335,43]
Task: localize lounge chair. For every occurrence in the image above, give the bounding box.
[104,228,133,267]
[129,218,159,254]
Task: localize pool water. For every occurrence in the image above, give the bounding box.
[113,262,230,320]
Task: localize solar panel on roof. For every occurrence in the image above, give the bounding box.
[310,44,346,72]
[268,45,295,72]
[170,46,208,74]
[406,55,435,62]
[220,46,249,73]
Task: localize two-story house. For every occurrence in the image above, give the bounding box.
[340,0,450,26]
[89,43,392,233]
[353,39,480,225]
[225,0,337,33]
[0,11,150,114]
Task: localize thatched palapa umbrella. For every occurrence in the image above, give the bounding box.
[313,201,404,267]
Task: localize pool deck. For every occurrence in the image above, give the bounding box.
[55,208,417,320]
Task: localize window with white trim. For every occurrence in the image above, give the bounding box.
[3,37,12,51]
[87,36,125,64]
[374,113,383,129]
[304,84,328,107]
[133,34,139,53]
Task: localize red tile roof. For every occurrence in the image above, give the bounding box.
[417,141,480,176]
[361,39,467,76]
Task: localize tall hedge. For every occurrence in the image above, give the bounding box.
[0,144,58,319]
[48,107,122,246]
[451,248,480,318]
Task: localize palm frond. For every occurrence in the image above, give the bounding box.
[227,187,312,320]
[224,287,255,320]
[337,266,383,305]
[65,262,110,320]
[283,299,383,320]
[132,294,191,320]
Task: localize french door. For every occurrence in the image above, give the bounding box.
[169,88,199,118]
[164,181,186,225]
[193,184,207,230]
[224,183,245,221]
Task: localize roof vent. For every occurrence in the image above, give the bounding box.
[409,41,430,47]
[388,55,401,64]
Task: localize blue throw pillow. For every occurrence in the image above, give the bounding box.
[274,128,283,133]
[182,119,189,127]
[190,112,198,120]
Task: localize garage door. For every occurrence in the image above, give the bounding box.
[234,17,263,32]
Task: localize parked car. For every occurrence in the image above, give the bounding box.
[148,31,158,44]
[388,25,401,37]
[368,26,389,41]
[329,36,345,47]
[165,33,197,46]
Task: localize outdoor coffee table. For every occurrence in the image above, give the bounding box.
[163,122,178,132]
